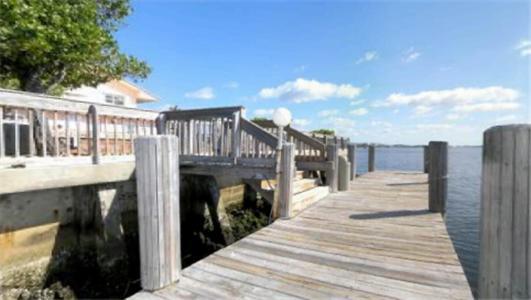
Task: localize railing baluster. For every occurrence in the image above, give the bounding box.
[76,113,81,156]
[54,111,59,156]
[86,112,91,156]
[104,116,109,155]
[121,117,126,155]
[42,111,47,157]
[65,112,71,156]
[0,106,4,158]
[28,108,35,157]
[14,108,20,157]
[113,117,118,155]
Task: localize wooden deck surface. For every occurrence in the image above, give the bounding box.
[131,171,472,299]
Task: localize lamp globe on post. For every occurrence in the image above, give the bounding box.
[272,107,292,150]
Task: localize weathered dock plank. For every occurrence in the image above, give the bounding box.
[136,171,472,299]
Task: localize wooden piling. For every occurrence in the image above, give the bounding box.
[338,155,350,191]
[156,113,166,134]
[326,144,338,193]
[423,145,430,173]
[368,144,375,172]
[479,125,531,299]
[88,105,100,164]
[347,143,356,180]
[134,135,181,291]
[279,143,295,219]
[428,141,447,214]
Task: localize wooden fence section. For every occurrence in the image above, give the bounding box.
[160,107,278,166]
[0,88,157,165]
[253,119,326,161]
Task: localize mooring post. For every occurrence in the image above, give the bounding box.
[423,145,430,173]
[134,135,181,291]
[347,143,356,181]
[338,156,350,191]
[88,105,100,164]
[279,143,295,219]
[156,113,166,134]
[231,110,241,161]
[368,144,375,172]
[326,144,338,193]
[479,125,531,299]
[428,141,447,214]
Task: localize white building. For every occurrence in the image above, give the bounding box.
[64,80,158,108]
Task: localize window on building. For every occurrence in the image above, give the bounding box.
[105,94,126,106]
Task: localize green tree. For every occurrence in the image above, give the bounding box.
[311,129,335,136]
[0,0,150,94]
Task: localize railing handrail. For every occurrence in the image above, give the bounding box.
[0,88,158,119]
[253,119,325,153]
[240,118,278,148]
[162,106,244,120]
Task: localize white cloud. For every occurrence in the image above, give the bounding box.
[258,78,362,103]
[416,124,454,130]
[293,118,311,128]
[356,51,378,64]
[318,110,339,117]
[350,99,366,106]
[496,114,517,123]
[446,113,461,120]
[253,108,274,117]
[414,105,432,115]
[325,117,356,128]
[371,121,393,128]
[453,102,520,112]
[184,87,215,100]
[403,48,421,63]
[515,39,531,57]
[349,108,368,116]
[323,117,357,136]
[225,81,239,89]
[384,86,519,107]
[294,65,307,73]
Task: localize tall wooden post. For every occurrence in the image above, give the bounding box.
[231,110,241,161]
[423,145,430,173]
[279,143,295,219]
[347,143,356,181]
[479,125,531,299]
[338,156,350,191]
[156,113,166,134]
[326,144,338,193]
[134,135,181,291]
[368,144,375,172]
[88,105,100,164]
[428,141,447,214]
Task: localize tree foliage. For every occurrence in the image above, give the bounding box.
[0,0,151,94]
[251,117,269,122]
[311,128,335,135]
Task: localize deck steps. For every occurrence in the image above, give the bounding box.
[249,171,325,215]
[291,186,329,215]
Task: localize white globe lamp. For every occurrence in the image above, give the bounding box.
[272,107,292,128]
[272,108,292,149]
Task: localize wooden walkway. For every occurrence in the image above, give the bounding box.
[131,171,472,299]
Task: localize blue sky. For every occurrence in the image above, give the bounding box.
[117,0,530,145]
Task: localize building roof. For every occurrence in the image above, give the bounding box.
[106,80,158,103]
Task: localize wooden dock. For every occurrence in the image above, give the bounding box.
[131,171,472,299]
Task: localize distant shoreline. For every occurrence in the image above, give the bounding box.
[353,144,482,148]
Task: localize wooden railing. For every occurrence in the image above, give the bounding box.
[160,107,278,165]
[311,133,350,150]
[0,88,158,165]
[253,120,326,161]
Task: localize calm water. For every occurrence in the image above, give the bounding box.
[355,147,481,292]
